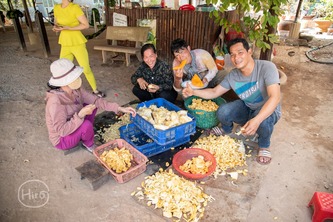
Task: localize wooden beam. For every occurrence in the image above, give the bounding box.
[35,11,51,57]
[12,17,27,51]
[22,0,33,32]
[294,0,303,22]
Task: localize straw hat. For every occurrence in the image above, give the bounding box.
[49,58,83,87]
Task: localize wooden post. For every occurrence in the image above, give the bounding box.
[0,14,5,32]
[104,0,109,24]
[289,22,301,39]
[294,0,303,22]
[93,10,97,33]
[35,11,51,57]
[12,17,27,51]
[22,0,33,33]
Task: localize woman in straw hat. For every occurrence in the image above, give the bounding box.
[45,59,136,152]
[52,0,105,98]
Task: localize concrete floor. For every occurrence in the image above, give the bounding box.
[0,24,332,222]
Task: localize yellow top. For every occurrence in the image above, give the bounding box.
[54,3,87,46]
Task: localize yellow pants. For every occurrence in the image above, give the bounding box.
[60,44,97,91]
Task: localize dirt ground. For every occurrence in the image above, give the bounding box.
[0,24,332,222]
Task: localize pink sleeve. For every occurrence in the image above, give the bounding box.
[46,95,83,137]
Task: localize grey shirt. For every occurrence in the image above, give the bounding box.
[220,60,281,114]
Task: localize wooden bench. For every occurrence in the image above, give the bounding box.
[94,26,151,66]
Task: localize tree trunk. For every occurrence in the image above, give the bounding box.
[259,6,277,61]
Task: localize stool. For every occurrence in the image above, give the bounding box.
[308,192,333,222]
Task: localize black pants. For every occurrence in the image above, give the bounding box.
[132,85,178,104]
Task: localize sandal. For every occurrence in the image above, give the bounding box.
[206,126,229,136]
[82,143,97,153]
[93,90,106,98]
[256,149,272,165]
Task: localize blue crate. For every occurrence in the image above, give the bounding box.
[119,123,190,157]
[131,98,196,145]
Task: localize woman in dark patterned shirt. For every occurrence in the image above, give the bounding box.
[131,44,178,103]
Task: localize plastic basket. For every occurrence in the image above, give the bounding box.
[184,96,226,129]
[119,123,190,157]
[93,139,148,183]
[132,98,196,145]
[172,148,217,180]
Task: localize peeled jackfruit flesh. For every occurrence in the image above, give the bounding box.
[191,74,204,87]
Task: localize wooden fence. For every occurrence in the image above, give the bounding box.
[106,8,222,62]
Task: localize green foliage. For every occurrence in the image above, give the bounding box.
[0,0,7,11]
[207,0,288,52]
[2,0,30,11]
[146,31,156,47]
[6,9,23,19]
[90,8,100,25]
[150,0,159,6]
[1,0,34,13]
[107,0,116,7]
[314,0,333,21]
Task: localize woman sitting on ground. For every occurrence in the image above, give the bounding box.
[131,43,178,103]
[45,58,136,152]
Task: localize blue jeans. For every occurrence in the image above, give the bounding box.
[216,100,281,148]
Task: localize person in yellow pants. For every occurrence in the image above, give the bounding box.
[52,0,105,98]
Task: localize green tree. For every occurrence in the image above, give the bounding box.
[208,0,289,60]
[0,0,9,11]
[314,0,333,20]
[1,0,33,11]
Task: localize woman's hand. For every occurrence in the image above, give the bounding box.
[78,104,96,119]
[147,84,159,93]
[118,106,137,117]
[52,25,63,32]
[202,77,208,84]
[137,78,148,90]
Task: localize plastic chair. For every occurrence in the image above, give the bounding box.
[308,192,333,222]
[179,4,195,11]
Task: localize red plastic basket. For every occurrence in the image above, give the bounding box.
[93,139,148,183]
[172,148,217,180]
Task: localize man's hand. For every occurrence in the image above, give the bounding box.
[78,104,96,119]
[202,77,208,84]
[242,117,261,136]
[137,78,148,90]
[182,82,194,98]
[173,68,184,90]
[174,68,184,79]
